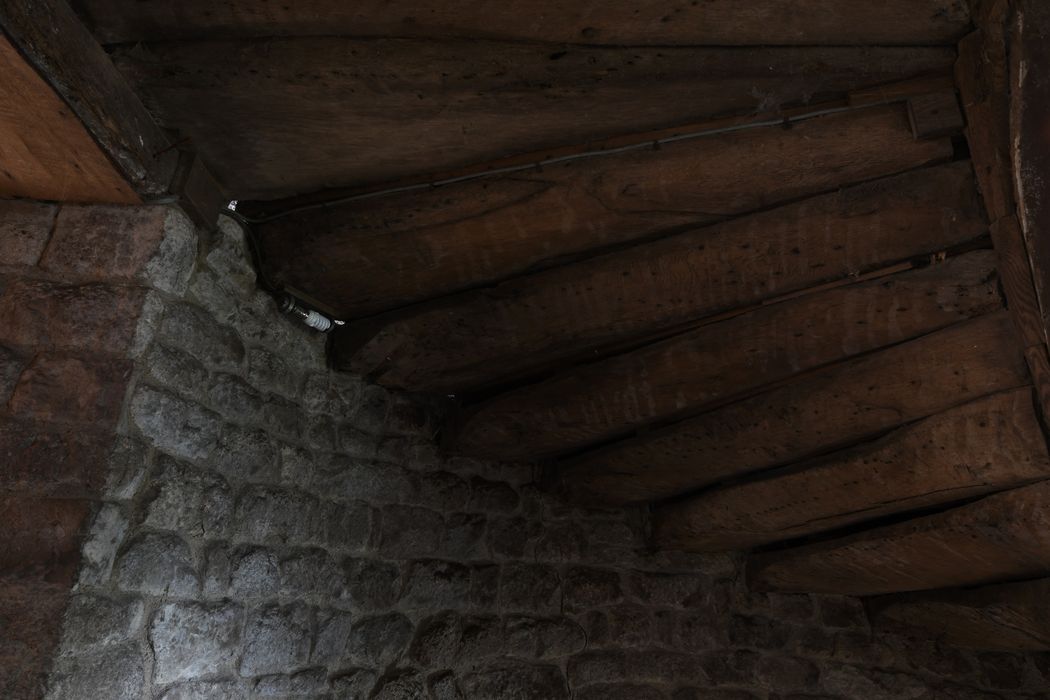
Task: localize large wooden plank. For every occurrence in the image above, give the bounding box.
[0,36,137,203]
[870,578,1050,651]
[111,41,955,199]
[280,106,953,320]
[75,0,972,46]
[453,252,1005,460]
[653,388,1050,552]
[336,160,977,388]
[557,312,1030,506]
[0,0,177,196]
[748,479,1050,596]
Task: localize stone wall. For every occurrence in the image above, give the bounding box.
[22,203,1050,699]
[0,200,195,698]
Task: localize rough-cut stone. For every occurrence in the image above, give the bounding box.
[500,563,561,613]
[131,386,221,461]
[240,604,312,676]
[158,681,248,700]
[0,279,146,353]
[378,505,444,558]
[279,548,342,599]
[247,346,300,397]
[214,425,277,482]
[504,616,587,660]
[208,373,265,424]
[234,486,321,546]
[143,456,232,536]
[115,533,199,597]
[371,668,427,700]
[330,669,378,699]
[0,345,25,405]
[469,476,520,513]
[401,560,472,610]
[9,354,132,424]
[47,643,144,700]
[253,668,328,697]
[77,503,129,586]
[144,344,209,400]
[312,609,354,666]
[158,301,245,371]
[342,558,401,609]
[459,661,569,700]
[345,612,414,667]
[564,567,624,610]
[149,602,243,685]
[0,199,55,266]
[58,595,143,655]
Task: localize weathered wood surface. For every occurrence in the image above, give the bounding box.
[75,0,972,46]
[748,479,1050,596]
[556,312,1029,506]
[1010,1,1050,348]
[453,252,1004,460]
[0,36,137,203]
[907,90,965,139]
[870,578,1050,651]
[847,74,957,107]
[334,157,972,385]
[653,388,1049,552]
[0,0,176,196]
[276,106,952,319]
[111,40,955,199]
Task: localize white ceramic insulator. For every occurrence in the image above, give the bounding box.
[303,310,333,332]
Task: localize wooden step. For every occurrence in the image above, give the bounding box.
[453,251,1003,460]
[652,388,1050,552]
[869,578,1050,651]
[556,312,1030,505]
[334,160,980,388]
[749,479,1050,596]
[79,0,971,46]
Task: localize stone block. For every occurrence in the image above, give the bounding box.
[341,558,401,609]
[58,594,144,655]
[400,560,471,610]
[567,650,627,687]
[377,505,443,558]
[416,471,471,511]
[499,563,561,614]
[46,642,144,700]
[410,612,503,668]
[312,609,354,666]
[330,669,378,699]
[279,548,342,599]
[130,386,221,462]
[468,477,519,513]
[233,486,321,546]
[157,301,245,371]
[504,616,586,660]
[159,681,248,700]
[0,199,55,266]
[214,425,277,482]
[0,496,90,581]
[42,206,195,293]
[77,503,129,586]
[246,346,299,397]
[0,419,112,497]
[370,669,426,700]
[628,570,708,608]
[8,354,132,425]
[144,344,209,399]
[459,661,569,700]
[575,684,666,700]
[344,612,413,667]
[563,567,623,611]
[115,533,199,597]
[239,604,312,676]
[143,456,232,536]
[0,279,145,354]
[208,373,264,424]
[149,602,244,685]
[444,512,487,560]
[253,668,327,697]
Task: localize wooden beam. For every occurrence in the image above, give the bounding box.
[0,0,177,196]
[0,35,137,203]
[556,312,1030,506]
[333,151,971,384]
[870,578,1050,651]
[75,0,972,46]
[289,106,953,321]
[653,388,1050,552]
[748,479,1050,596]
[111,40,955,199]
[907,90,966,139]
[452,251,1004,460]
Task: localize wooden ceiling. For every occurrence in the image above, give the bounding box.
[55,0,1050,651]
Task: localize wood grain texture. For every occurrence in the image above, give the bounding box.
[557,312,1030,506]
[453,252,1005,460]
[0,0,176,196]
[110,40,955,199]
[74,0,972,46]
[0,36,137,203]
[275,106,953,319]
[748,478,1050,596]
[653,388,1050,552]
[335,159,975,389]
[907,90,965,139]
[870,577,1050,651]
